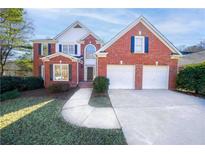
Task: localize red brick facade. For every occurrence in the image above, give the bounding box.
[33,43,79,88]
[79,34,101,81]
[43,55,78,88]
[97,22,178,89]
[33,35,101,87]
[33,43,56,77]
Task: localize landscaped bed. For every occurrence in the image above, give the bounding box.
[88,91,112,108]
[0,89,126,145]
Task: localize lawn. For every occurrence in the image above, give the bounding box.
[0,89,127,145]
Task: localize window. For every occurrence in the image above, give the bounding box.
[62,44,75,55]
[41,43,48,56]
[68,45,75,54]
[53,64,69,81]
[135,36,144,53]
[62,45,68,54]
[41,65,45,80]
[85,44,96,59]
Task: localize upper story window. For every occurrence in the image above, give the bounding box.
[38,43,51,56]
[62,45,68,53]
[85,44,96,59]
[135,36,144,53]
[61,44,76,55]
[68,45,75,54]
[41,43,48,56]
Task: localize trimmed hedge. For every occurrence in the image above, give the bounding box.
[48,83,70,93]
[176,62,205,95]
[0,76,44,93]
[0,89,20,101]
[93,76,109,93]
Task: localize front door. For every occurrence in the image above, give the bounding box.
[87,67,93,81]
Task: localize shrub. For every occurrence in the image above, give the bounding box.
[93,76,109,93]
[176,62,205,95]
[0,89,20,101]
[0,76,44,93]
[48,83,70,93]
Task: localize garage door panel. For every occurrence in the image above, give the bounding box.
[143,66,169,89]
[107,65,135,89]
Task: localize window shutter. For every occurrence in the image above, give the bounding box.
[145,37,149,53]
[50,64,53,81]
[75,44,78,55]
[48,43,51,55]
[69,64,72,81]
[59,44,62,52]
[39,65,42,77]
[38,43,42,55]
[131,36,135,53]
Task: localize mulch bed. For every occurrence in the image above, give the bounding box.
[174,90,205,99]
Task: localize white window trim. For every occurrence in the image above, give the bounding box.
[41,44,44,55]
[41,43,49,56]
[53,64,69,81]
[62,44,68,54]
[68,44,75,55]
[134,36,145,53]
[60,43,77,55]
[84,44,96,59]
[41,65,45,80]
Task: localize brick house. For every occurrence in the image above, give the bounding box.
[96,16,182,89]
[33,21,103,88]
[33,16,181,89]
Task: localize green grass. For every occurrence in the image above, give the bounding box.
[0,96,127,145]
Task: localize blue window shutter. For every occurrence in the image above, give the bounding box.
[75,44,78,55]
[69,64,72,81]
[50,64,53,81]
[48,43,51,55]
[38,43,42,55]
[131,36,135,53]
[145,37,149,53]
[59,44,62,52]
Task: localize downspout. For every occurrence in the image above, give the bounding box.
[77,61,79,84]
[96,55,98,77]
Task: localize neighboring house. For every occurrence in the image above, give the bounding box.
[33,16,182,89]
[178,50,205,67]
[3,60,32,77]
[33,21,103,88]
[96,16,182,90]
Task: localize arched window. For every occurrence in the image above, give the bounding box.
[85,44,96,59]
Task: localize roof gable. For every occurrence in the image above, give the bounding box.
[40,52,81,62]
[54,21,103,43]
[74,24,82,28]
[97,16,182,56]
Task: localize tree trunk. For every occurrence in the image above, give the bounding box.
[0,64,4,76]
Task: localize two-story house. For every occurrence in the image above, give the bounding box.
[33,21,103,88]
[33,16,181,89]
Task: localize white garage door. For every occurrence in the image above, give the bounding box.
[143,65,169,89]
[107,65,135,89]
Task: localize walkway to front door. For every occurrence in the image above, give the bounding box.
[61,88,120,129]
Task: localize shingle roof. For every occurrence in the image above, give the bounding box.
[178,50,205,66]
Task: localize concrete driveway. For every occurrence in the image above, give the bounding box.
[109,90,205,145]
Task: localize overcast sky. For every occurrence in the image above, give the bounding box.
[26,8,205,47]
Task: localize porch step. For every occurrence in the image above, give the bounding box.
[79,82,93,88]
